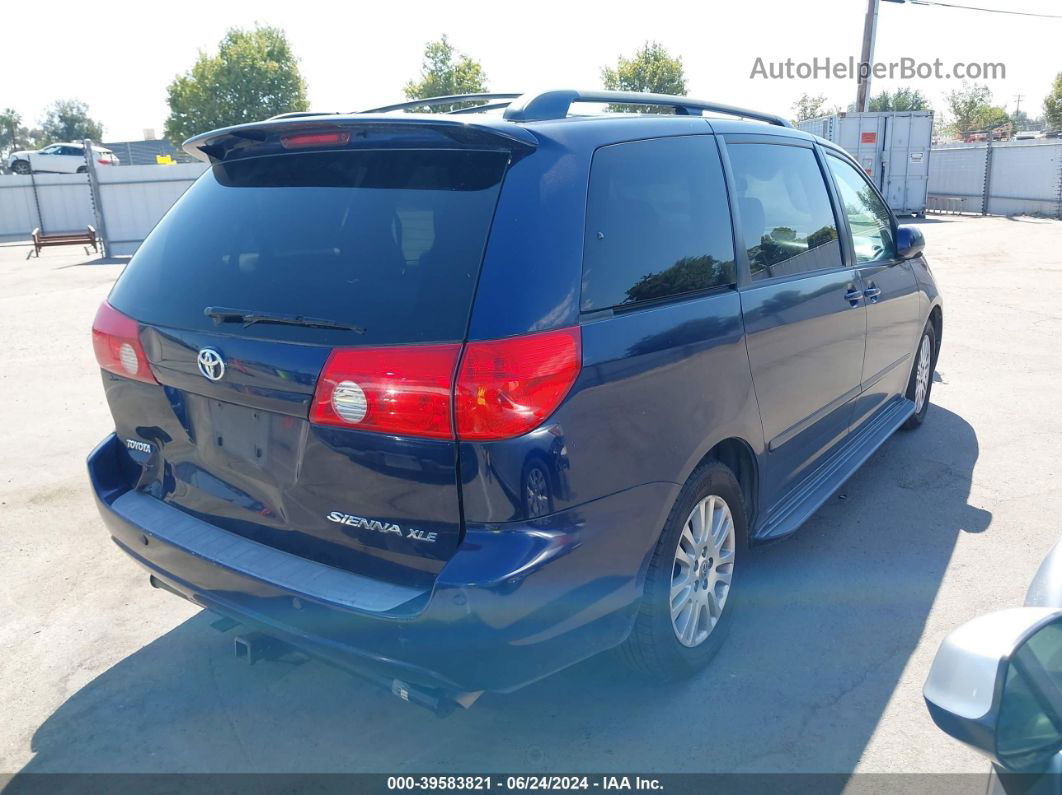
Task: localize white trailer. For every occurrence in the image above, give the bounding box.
[798,111,934,216]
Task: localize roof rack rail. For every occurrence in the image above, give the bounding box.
[501,89,792,128]
[360,94,522,114]
[447,101,513,115]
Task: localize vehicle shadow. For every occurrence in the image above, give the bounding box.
[905,216,955,225]
[8,406,986,777]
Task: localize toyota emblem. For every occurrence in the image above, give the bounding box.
[196,348,225,381]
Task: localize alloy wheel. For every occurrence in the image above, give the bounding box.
[670,494,736,648]
[914,333,932,413]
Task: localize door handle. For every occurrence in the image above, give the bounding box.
[844,287,863,306]
[863,286,882,303]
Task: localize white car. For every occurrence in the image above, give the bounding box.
[7,142,119,175]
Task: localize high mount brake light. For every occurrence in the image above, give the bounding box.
[280,131,352,149]
[310,328,582,441]
[91,301,157,384]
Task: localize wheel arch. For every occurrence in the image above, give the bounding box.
[696,437,758,534]
[929,304,943,365]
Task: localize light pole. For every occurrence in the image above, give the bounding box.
[857,0,908,112]
[856,0,882,112]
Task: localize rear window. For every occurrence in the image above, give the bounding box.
[108,149,509,345]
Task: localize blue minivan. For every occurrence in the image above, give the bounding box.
[87,90,942,712]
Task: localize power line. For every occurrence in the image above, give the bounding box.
[886,0,1062,19]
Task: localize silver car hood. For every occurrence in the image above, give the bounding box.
[1024,535,1062,607]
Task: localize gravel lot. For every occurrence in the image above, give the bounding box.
[1,214,1061,777]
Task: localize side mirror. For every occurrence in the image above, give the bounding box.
[895,224,925,260]
[925,608,1062,771]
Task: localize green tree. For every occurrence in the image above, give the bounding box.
[0,108,25,157]
[868,88,931,112]
[624,255,732,304]
[0,110,44,160]
[1044,72,1062,130]
[945,82,1008,136]
[402,35,489,112]
[39,99,103,142]
[792,93,828,122]
[976,106,1010,130]
[601,42,687,113]
[164,25,308,143]
[1010,108,1031,129]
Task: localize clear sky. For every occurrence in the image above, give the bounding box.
[2,0,1060,141]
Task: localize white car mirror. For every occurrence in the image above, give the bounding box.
[925,607,1062,771]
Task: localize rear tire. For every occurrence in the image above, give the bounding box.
[76,165,87,174]
[619,460,747,679]
[11,160,30,175]
[902,321,937,430]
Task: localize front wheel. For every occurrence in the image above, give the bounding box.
[76,165,87,174]
[11,160,30,175]
[902,322,937,430]
[619,460,747,679]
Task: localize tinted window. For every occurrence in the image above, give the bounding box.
[728,143,840,281]
[108,149,509,345]
[826,153,897,263]
[581,136,735,311]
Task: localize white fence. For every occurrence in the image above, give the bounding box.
[96,164,208,255]
[0,173,95,243]
[928,140,1062,218]
[0,162,208,253]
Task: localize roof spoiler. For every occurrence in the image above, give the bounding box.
[182,114,538,163]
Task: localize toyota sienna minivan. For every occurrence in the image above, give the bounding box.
[87,89,942,713]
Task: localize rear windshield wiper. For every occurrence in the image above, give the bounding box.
[205,307,365,333]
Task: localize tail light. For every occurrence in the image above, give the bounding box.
[455,328,581,440]
[310,344,461,438]
[310,327,581,441]
[91,301,157,383]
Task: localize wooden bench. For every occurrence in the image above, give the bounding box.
[32,226,98,257]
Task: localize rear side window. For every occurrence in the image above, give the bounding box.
[727,143,840,281]
[581,136,735,311]
[108,149,509,345]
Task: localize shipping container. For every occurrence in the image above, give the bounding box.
[798,111,934,216]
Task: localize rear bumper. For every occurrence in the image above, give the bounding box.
[88,433,675,693]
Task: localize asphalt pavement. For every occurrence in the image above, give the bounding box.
[1,214,1060,776]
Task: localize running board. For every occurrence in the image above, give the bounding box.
[755,398,915,542]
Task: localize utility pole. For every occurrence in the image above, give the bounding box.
[1014,94,1025,114]
[856,0,882,113]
